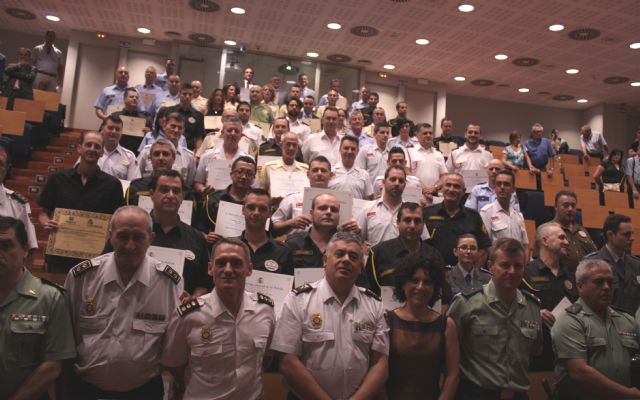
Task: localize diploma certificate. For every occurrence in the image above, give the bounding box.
[294,268,324,286]
[138,196,194,225]
[269,171,309,198]
[302,187,353,225]
[121,116,147,137]
[206,159,232,189]
[461,170,487,193]
[214,201,245,237]
[147,246,185,276]
[245,270,294,317]
[45,208,111,259]
[204,116,222,131]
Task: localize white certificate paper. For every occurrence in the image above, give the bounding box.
[302,187,353,225]
[206,159,232,189]
[138,196,194,225]
[294,268,324,286]
[270,171,310,198]
[352,198,370,220]
[303,119,321,133]
[204,115,222,130]
[460,170,487,193]
[245,270,294,318]
[552,297,573,319]
[119,179,130,197]
[438,142,458,158]
[214,201,245,237]
[106,104,124,115]
[121,116,147,137]
[402,185,423,204]
[147,246,185,276]
[257,155,280,177]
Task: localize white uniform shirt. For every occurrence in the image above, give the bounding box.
[271,278,389,400]
[98,145,138,180]
[301,131,343,165]
[191,95,208,115]
[287,118,312,144]
[195,147,250,185]
[162,290,275,400]
[581,131,607,154]
[355,144,389,185]
[329,162,373,200]
[0,185,38,250]
[135,144,196,187]
[446,144,493,173]
[272,191,308,235]
[31,43,63,75]
[355,199,429,247]
[480,201,528,246]
[242,122,264,146]
[409,145,447,187]
[64,253,183,391]
[372,175,422,199]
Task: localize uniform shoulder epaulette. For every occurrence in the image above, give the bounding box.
[609,305,631,316]
[361,288,382,301]
[71,260,98,277]
[292,283,313,295]
[520,278,540,292]
[522,290,541,305]
[479,268,492,275]
[182,147,194,155]
[462,287,483,299]
[159,264,181,284]
[9,190,28,204]
[176,299,201,317]
[584,251,599,259]
[257,292,274,307]
[40,277,65,292]
[444,265,453,270]
[566,303,583,314]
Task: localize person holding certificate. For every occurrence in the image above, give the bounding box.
[162,237,275,400]
[38,131,124,273]
[445,123,492,175]
[93,66,129,121]
[260,131,308,192]
[127,139,179,205]
[329,135,374,200]
[113,87,152,153]
[165,82,205,151]
[95,114,138,180]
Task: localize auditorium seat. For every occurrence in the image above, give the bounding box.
[522,191,553,224]
[514,169,537,190]
[603,191,630,209]
[581,206,610,229]
[560,153,581,165]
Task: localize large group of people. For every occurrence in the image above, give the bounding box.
[3,39,640,400]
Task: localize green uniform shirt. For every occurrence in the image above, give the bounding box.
[551,298,639,397]
[250,104,275,125]
[0,269,76,398]
[448,280,542,392]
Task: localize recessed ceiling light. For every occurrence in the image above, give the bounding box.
[306,52,319,58]
[548,24,565,32]
[224,40,237,46]
[46,15,60,22]
[518,88,530,93]
[566,68,579,74]
[415,38,430,45]
[454,76,466,81]
[458,4,475,12]
[137,27,151,34]
[494,54,508,60]
[577,99,588,103]
[286,80,296,84]
[383,64,396,70]
[631,82,640,87]
[327,22,342,30]
[97,32,106,39]
[630,42,640,50]
[230,7,245,15]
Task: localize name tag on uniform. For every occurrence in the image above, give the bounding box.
[135,312,166,322]
[531,276,550,282]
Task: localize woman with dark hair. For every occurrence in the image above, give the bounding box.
[384,253,459,400]
[205,88,224,116]
[502,130,533,170]
[593,148,629,192]
[222,83,239,112]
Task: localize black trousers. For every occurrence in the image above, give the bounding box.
[69,374,163,400]
[456,375,528,400]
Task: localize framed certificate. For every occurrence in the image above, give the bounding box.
[138,196,194,225]
[302,187,353,224]
[269,171,309,198]
[204,116,222,131]
[245,270,294,317]
[294,268,324,286]
[45,208,111,259]
[121,116,147,137]
[206,159,232,189]
[147,246,186,276]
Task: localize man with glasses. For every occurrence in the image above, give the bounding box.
[479,169,528,246]
[446,234,491,295]
[465,159,519,213]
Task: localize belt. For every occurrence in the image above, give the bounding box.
[459,375,527,400]
[37,70,56,77]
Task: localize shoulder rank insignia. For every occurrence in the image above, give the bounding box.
[71,260,97,277]
[362,288,382,301]
[292,283,312,295]
[522,290,541,305]
[257,292,274,307]
[40,277,65,292]
[177,299,201,317]
[566,303,582,315]
[461,287,483,299]
[9,190,28,204]
[161,265,181,284]
[520,278,540,293]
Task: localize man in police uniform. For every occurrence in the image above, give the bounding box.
[365,202,445,295]
[126,139,178,205]
[64,206,182,398]
[585,213,640,314]
[480,169,528,246]
[94,66,129,120]
[538,190,597,272]
[162,237,276,400]
[0,147,38,262]
[112,87,152,153]
[446,233,492,295]
[0,216,76,399]
[272,232,389,400]
[96,113,138,180]
[466,159,519,213]
[237,189,293,275]
[551,259,640,399]
[522,222,578,372]
[286,193,340,270]
[448,238,542,400]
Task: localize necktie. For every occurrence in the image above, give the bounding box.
[465,274,472,288]
[616,258,626,278]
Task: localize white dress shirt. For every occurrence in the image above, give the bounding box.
[301,131,343,165]
[329,162,373,200]
[480,200,528,246]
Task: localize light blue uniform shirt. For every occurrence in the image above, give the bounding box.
[137,130,187,153]
[464,182,520,212]
[94,84,127,113]
[135,83,163,114]
[386,136,418,151]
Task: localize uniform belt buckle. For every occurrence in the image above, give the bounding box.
[499,389,515,400]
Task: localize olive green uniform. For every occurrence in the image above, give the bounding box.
[538,221,596,272]
[551,299,640,399]
[0,269,76,398]
[448,280,542,397]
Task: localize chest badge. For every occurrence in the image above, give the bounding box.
[188,117,196,124]
[201,326,212,342]
[564,280,573,290]
[85,297,96,316]
[311,312,322,329]
[264,260,279,272]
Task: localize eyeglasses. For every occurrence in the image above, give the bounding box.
[232,169,255,178]
[457,245,478,251]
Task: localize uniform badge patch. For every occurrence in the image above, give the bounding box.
[201,326,212,342]
[264,260,279,272]
[85,297,96,315]
[311,312,322,329]
[564,280,573,290]
[188,117,196,124]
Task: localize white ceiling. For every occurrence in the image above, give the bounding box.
[1,0,639,111]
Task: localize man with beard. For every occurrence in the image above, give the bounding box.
[284,97,311,143]
[446,123,492,175]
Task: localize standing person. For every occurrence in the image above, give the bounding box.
[190,80,208,114]
[480,169,528,246]
[301,107,343,165]
[135,66,163,114]
[165,82,205,151]
[162,238,275,400]
[329,136,373,200]
[355,122,392,185]
[524,123,555,176]
[95,114,138,180]
[0,216,76,400]
[112,87,152,153]
[465,159,519,213]
[31,30,64,91]
[155,58,176,90]
[64,206,182,399]
[94,66,129,120]
[502,131,534,171]
[448,238,542,400]
[551,259,640,399]
[445,123,492,174]
[298,72,315,99]
[592,149,630,192]
[385,253,459,400]
[580,125,609,161]
[271,232,389,400]
[3,48,35,109]
[205,88,225,116]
